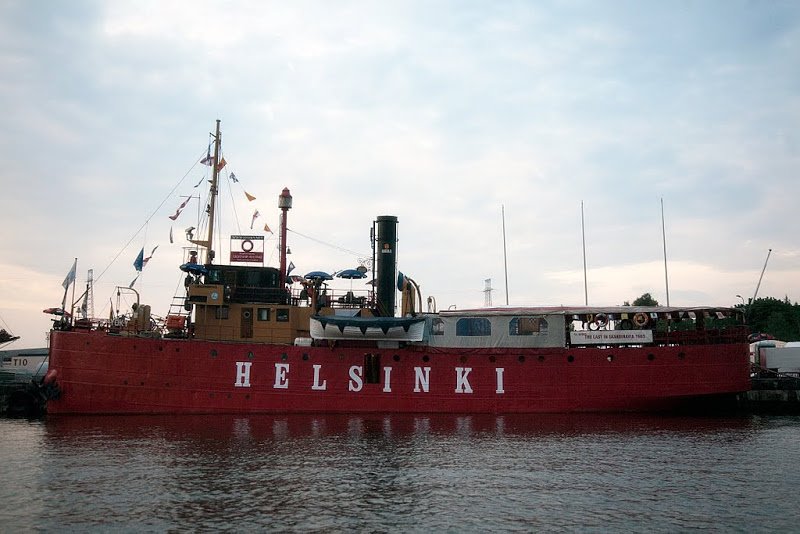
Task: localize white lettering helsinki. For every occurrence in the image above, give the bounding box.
[233,362,506,394]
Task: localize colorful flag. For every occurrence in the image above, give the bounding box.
[287,262,295,276]
[245,191,256,201]
[230,172,238,183]
[142,246,158,268]
[193,177,204,188]
[250,209,260,229]
[169,227,174,244]
[263,223,272,233]
[129,274,140,289]
[200,151,213,166]
[169,198,191,221]
[133,248,144,272]
[62,259,77,290]
[216,157,227,171]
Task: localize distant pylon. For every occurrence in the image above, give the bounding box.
[484,278,493,307]
[82,269,95,319]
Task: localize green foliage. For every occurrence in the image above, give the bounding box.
[630,293,659,306]
[745,296,800,341]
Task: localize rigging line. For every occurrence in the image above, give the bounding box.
[0,311,13,333]
[287,228,369,258]
[224,168,243,236]
[95,148,208,284]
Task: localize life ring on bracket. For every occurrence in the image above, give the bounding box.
[592,313,608,329]
[632,312,649,328]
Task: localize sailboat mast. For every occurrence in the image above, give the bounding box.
[502,205,509,305]
[204,119,222,263]
[661,198,670,307]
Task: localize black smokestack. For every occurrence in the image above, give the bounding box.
[374,215,398,317]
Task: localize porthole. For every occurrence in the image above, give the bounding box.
[248,351,254,360]
[678,352,686,360]
[422,355,430,363]
[647,353,655,361]
[281,353,288,361]
[489,355,496,363]
[567,355,575,363]
[302,354,309,361]
[459,355,467,364]
[518,355,525,363]
[607,355,614,363]
[538,355,545,362]
[210,349,218,358]
[393,354,401,362]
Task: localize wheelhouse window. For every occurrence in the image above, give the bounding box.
[257,308,270,321]
[456,317,491,336]
[214,306,230,320]
[509,316,548,336]
[431,318,444,336]
[276,309,289,322]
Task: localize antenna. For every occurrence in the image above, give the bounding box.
[501,205,509,305]
[751,248,772,303]
[83,269,95,319]
[484,278,493,307]
[661,198,670,307]
[581,201,588,306]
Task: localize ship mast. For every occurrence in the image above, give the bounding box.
[190,119,221,263]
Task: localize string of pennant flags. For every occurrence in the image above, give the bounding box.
[121,144,278,288]
[168,148,271,235]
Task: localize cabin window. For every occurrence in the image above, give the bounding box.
[276,309,289,322]
[215,306,230,320]
[509,317,549,336]
[456,317,491,337]
[431,318,444,336]
[257,308,270,321]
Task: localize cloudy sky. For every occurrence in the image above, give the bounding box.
[1,0,798,347]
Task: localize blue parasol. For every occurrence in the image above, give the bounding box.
[304,271,333,280]
[336,268,368,280]
[180,263,209,276]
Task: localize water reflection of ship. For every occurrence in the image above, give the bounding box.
[43,413,754,442]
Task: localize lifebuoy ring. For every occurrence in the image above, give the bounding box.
[633,312,649,328]
[241,239,254,252]
[593,313,608,329]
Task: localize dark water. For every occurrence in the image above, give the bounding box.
[1,414,799,532]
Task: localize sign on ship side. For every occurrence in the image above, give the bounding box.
[234,362,506,394]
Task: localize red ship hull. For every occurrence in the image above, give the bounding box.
[47,329,750,414]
